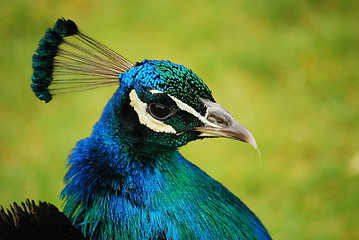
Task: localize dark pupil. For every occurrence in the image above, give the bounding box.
[149,103,173,120]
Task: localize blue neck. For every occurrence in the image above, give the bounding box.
[61,89,271,239]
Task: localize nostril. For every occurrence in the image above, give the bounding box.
[207,115,217,124]
[207,114,229,127]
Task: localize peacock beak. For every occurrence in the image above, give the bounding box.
[193,99,257,149]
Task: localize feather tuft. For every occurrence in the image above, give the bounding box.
[31,18,134,103]
[53,18,79,37]
[0,199,85,240]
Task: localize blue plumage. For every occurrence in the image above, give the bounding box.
[30,19,271,239]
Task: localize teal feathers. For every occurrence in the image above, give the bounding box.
[31,18,78,102]
[31,18,132,103]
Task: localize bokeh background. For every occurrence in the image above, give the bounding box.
[0,0,358,239]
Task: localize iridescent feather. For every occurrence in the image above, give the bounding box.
[31,18,134,102]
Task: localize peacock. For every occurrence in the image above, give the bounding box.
[1,18,271,239]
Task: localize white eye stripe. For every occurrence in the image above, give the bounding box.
[168,95,218,128]
[149,89,218,128]
[130,89,218,134]
[129,89,176,134]
[149,89,162,94]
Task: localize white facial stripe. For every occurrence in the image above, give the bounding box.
[149,89,162,94]
[168,96,218,128]
[150,89,218,128]
[129,89,176,134]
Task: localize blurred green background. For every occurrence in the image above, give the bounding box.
[0,0,358,239]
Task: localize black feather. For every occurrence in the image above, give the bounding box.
[0,200,86,240]
[53,18,79,37]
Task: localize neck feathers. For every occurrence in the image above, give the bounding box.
[61,133,178,239]
[61,137,270,239]
[60,88,271,240]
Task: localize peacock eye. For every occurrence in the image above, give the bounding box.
[148,103,174,120]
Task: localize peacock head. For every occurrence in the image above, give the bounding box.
[31,18,257,154]
[106,59,257,152]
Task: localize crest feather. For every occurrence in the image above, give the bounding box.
[31,18,134,103]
